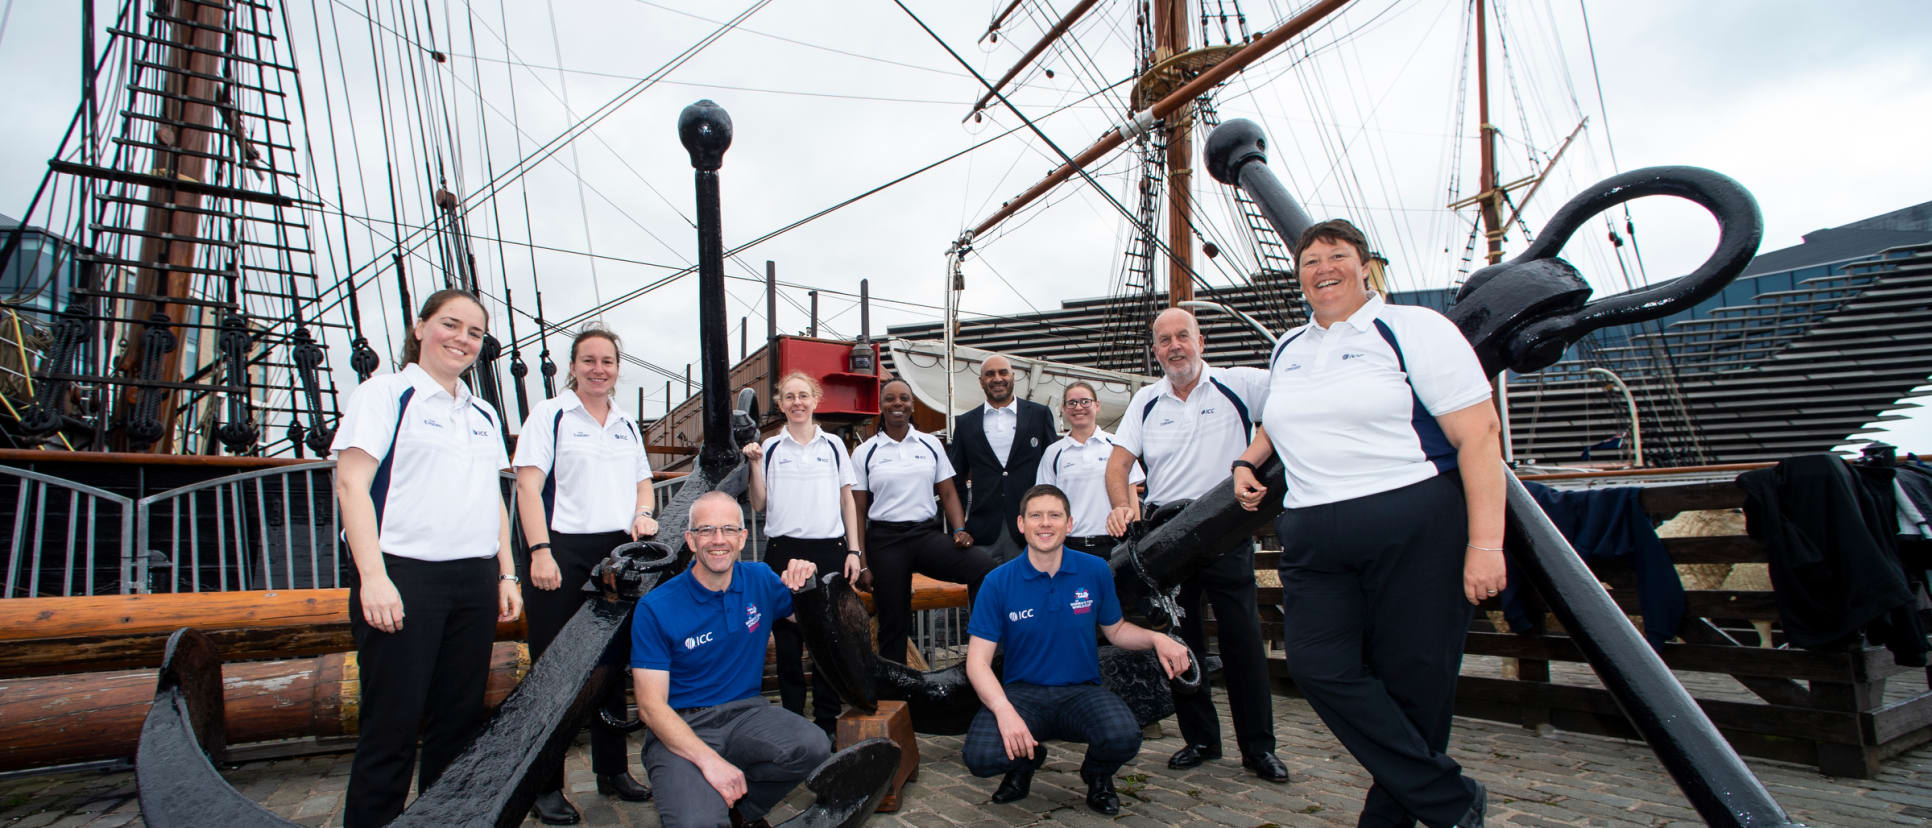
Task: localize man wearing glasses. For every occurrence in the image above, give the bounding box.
[631,491,829,828]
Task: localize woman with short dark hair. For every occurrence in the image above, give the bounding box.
[1231,219,1505,827]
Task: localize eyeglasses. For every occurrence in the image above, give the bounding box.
[1063,398,1096,409]
[689,525,747,539]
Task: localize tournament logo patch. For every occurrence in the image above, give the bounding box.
[1070,587,1093,614]
[745,602,762,633]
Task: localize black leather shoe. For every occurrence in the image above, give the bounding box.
[531,790,581,825]
[991,745,1047,803]
[1083,773,1121,816]
[597,771,653,802]
[1241,752,1292,783]
[1456,780,1486,828]
[1166,743,1222,770]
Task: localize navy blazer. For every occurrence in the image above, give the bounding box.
[948,398,1056,544]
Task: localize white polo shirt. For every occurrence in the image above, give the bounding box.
[512,390,653,534]
[1037,428,1143,537]
[981,402,1018,465]
[760,426,856,539]
[852,427,953,523]
[332,363,509,562]
[1113,363,1269,505]
[1262,293,1491,508]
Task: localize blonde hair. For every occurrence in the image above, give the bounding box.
[776,371,822,399]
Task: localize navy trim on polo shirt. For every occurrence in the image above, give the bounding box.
[369,387,416,527]
[1372,318,1457,474]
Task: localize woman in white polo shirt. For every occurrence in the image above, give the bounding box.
[512,327,657,824]
[852,377,997,665]
[1230,219,1504,828]
[743,371,864,737]
[1036,380,1142,561]
[331,289,523,828]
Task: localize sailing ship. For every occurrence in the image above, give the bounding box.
[1,0,1927,781]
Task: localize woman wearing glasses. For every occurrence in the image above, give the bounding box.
[1036,381,1142,560]
[852,377,998,665]
[743,371,865,737]
[512,327,657,824]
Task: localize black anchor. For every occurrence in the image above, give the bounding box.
[1204,116,1799,828]
[134,100,901,828]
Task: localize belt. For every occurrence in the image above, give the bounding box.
[868,519,934,531]
[1066,535,1115,547]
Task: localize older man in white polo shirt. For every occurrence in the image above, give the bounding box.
[1103,307,1289,783]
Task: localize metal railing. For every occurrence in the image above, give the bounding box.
[0,466,136,597]
[135,461,341,593]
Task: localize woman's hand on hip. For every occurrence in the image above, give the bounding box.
[360,577,405,633]
[530,550,562,590]
[1462,545,1507,606]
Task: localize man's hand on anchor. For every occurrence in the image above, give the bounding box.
[698,754,748,806]
[781,559,818,591]
[1152,634,1193,680]
[1232,466,1267,512]
[1105,506,1138,538]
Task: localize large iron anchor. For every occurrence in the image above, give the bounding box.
[1205,117,1798,827]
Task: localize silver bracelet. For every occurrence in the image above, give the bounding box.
[1466,543,1504,552]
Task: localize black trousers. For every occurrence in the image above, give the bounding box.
[765,535,849,730]
[345,555,498,828]
[524,529,633,792]
[867,520,997,664]
[1276,473,1480,828]
[1172,539,1276,760]
[1064,534,1118,560]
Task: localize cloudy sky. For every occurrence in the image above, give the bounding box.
[3,0,1928,451]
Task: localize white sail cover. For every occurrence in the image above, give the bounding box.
[887,338,1156,433]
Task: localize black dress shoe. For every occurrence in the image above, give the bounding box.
[1456,780,1486,828]
[1166,743,1222,770]
[1083,773,1121,816]
[991,744,1047,803]
[597,771,653,801]
[531,790,581,825]
[1241,752,1292,783]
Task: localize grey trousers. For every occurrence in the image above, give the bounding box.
[642,697,831,828]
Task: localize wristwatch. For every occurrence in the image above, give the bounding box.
[1231,459,1258,474]
[500,574,521,584]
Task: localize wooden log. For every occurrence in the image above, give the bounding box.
[0,589,527,678]
[0,642,528,772]
[854,574,967,613]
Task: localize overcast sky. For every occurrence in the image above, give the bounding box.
[2,0,1928,451]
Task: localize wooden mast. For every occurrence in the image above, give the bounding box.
[1475,0,1504,266]
[1157,0,1195,305]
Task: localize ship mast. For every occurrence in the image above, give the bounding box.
[1474,0,1504,266]
[1156,0,1195,305]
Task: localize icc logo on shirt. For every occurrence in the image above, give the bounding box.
[1007,609,1036,622]
[684,632,715,650]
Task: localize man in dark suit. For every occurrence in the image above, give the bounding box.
[949,355,1056,562]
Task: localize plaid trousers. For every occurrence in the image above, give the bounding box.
[962,682,1142,779]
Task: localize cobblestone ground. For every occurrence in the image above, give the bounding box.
[4,690,1928,827]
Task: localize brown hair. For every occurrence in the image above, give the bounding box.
[565,326,623,390]
[1063,380,1097,403]
[399,289,485,365]
[1019,483,1071,516]
[776,371,822,399]
[1293,218,1373,266]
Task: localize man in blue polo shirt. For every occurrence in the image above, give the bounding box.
[963,484,1192,815]
[631,491,829,828]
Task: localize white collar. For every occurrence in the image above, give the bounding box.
[402,362,471,404]
[875,426,926,445]
[1066,428,1109,447]
[1154,362,1217,402]
[983,400,1017,415]
[1312,292,1386,334]
[780,424,828,447]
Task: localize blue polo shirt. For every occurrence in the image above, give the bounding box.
[967,549,1123,686]
[631,562,793,710]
